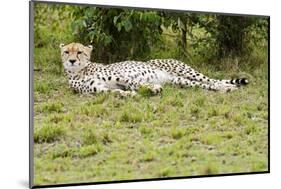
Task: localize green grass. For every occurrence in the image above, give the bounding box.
[34,124,66,143]
[33,46,268,186]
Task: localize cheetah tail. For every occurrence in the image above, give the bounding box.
[229,78,249,86]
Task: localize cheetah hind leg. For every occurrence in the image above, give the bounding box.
[170,76,237,92]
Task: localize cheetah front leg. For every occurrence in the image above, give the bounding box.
[90,86,136,97]
[115,77,163,94]
[111,89,137,97]
[82,79,136,97]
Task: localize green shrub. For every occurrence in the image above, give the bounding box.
[120,111,142,123]
[82,129,99,145]
[171,128,185,140]
[41,102,64,113]
[78,144,102,158]
[34,125,66,143]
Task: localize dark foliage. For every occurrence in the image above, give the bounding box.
[72,7,163,63]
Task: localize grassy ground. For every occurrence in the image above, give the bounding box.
[33,46,268,186]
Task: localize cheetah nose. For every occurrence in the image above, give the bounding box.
[69,59,76,64]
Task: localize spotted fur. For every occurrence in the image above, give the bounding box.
[60,43,248,96]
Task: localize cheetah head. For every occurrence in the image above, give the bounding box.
[59,43,93,73]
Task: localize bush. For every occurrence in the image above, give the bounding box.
[34,124,66,143]
[34,2,268,66]
[72,7,163,63]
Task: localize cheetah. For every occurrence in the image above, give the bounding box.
[59,42,248,96]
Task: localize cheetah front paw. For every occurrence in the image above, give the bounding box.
[151,84,163,94]
[120,90,137,97]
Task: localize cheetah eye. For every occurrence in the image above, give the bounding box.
[77,51,82,55]
[64,51,69,54]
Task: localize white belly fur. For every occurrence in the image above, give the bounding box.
[150,70,172,84]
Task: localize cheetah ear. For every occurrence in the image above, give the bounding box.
[87,45,93,51]
[59,43,65,49]
[84,45,93,57]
